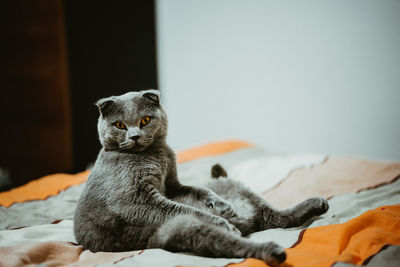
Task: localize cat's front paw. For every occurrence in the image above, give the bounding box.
[205,194,237,218]
[211,216,241,236]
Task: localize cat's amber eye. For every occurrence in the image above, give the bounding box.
[114,121,127,130]
[140,116,151,127]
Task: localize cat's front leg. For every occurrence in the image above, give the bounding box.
[165,161,236,218]
[166,197,241,235]
[178,185,237,218]
[129,180,241,235]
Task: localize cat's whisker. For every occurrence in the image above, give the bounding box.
[119,141,135,149]
[141,140,152,145]
[138,137,153,146]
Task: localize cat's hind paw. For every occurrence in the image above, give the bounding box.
[306,197,329,216]
[250,242,286,267]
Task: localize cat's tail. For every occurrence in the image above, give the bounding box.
[211,164,228,179]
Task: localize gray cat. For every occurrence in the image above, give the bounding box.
[74,90,329,266]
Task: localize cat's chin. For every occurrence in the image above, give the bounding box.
[119,142,148,153]
[130,145,147,152]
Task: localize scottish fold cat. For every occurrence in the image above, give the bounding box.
[74,90,328,266]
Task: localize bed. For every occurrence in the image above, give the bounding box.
[1,140,399,267]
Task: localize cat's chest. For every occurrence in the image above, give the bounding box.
[126,154,169,191]
[103,149,171,194]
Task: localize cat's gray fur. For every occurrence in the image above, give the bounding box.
[74,90,329,266]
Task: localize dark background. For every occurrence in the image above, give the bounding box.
[0,0,158,189]
[65,1,158,172]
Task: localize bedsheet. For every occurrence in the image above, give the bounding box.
[0,140,399,267]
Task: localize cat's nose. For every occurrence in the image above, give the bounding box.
[129,135,139,141]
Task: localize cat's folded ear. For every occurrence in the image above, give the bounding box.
[141,89,160,105]
[95,97,115,116]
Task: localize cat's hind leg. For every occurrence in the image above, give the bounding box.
[147,215,286,267]
[208,164,329,231]
[263,197,329,229]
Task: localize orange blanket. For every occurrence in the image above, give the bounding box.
[228,205,400,267]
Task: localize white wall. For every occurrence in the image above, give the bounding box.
[156,0,400,160]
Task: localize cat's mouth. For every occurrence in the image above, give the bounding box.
[119,140,146,151]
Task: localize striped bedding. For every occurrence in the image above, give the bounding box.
[0,140,399,267]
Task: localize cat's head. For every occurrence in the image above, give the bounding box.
[95,90,167,152]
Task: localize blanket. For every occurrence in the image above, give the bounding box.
[0,140,399,267]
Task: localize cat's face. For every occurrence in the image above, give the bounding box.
[96,90,167,152]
